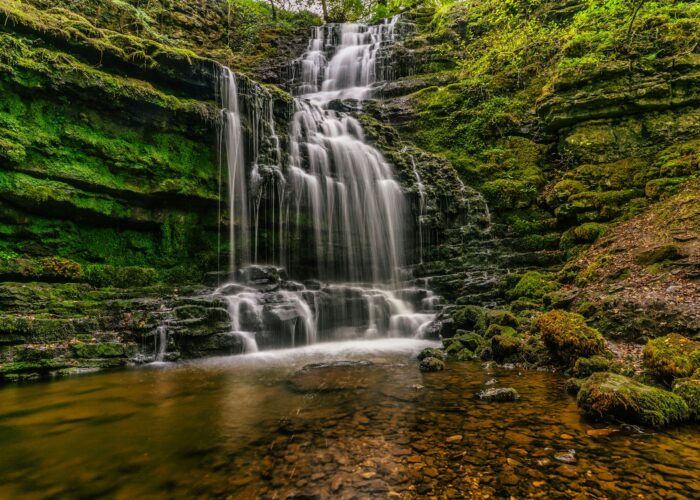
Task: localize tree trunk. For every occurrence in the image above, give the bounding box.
[320,0,328,22]
[269,0,277,20]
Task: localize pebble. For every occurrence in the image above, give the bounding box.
[554,450,577,463]
[446,435,463,443]
[555,464,579,479]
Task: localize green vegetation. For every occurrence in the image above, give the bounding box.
[578,372,690,427]
[643,334,700,384]
[535,310,606,364]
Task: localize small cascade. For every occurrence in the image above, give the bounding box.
[154,325,168,362]
[216,285,262,353]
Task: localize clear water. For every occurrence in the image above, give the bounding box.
[1,341,699,498]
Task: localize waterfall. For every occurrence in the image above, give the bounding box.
[215,16,437,352]
[154,325,168,362]
[220,68,250,274]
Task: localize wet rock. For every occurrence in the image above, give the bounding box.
[565,377,584,395]
[555,464,579,478]
[554,449,577,463]
[419,356,445,372]
[287,361,375,393]
[477,387,519,402]
[417,347,445,361]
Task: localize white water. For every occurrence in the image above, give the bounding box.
[154,325,168,362]
[216,16,436,353]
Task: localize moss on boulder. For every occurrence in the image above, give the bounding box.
[535,310,606,365]
[643,334,700,383]
[577,372,690,427]
[507,271,559,301]
[571,355,612,378]
[419,356,445,372]
[673,379,700,420]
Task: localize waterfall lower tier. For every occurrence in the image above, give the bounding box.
[215,265,437,352]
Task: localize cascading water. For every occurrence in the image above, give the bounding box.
[216,16,437,353]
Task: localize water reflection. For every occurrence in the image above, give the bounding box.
[0,339,698,498]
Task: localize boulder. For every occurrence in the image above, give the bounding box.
[642,333,700,383]
[477,387,519,402]
[577,372,689,427]
[571,355,611,378]
[673,378,700,420]
[535,310,606,365]
[417,347,445,361]
[419,356,445,372]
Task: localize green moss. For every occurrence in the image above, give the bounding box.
[491,332,522,362]
[572,355,611,378]
[577,372,690,428]
[72,342,126,359]
[485,309,519,328]
[573,223,607,243]
[673,379,700,420]
[507,271,559,301]
[643,334,700,383]
[449,305,487,333]
[535,310,606,365]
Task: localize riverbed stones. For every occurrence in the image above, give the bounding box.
[287,360,375,392]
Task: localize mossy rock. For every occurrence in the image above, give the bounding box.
[485,324,517,339]
[535,310,606,365]
[449,305,486,333]
[417,347,445,362]
[673,379,700,420]
[419,356,445,372]
[571,355,611,378]
[491,333,522,362]
[485,309,519,328]
[72,342,126,359]
[573,223,607,243]
[452,331,486,351]
[507,271,559,301]
[565,377,584,395]
[634,245,685,266]
[85,265,158,288]
[642,334,700,383]
[577,372,689,427]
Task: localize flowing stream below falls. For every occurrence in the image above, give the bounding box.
[1,341,699,498]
